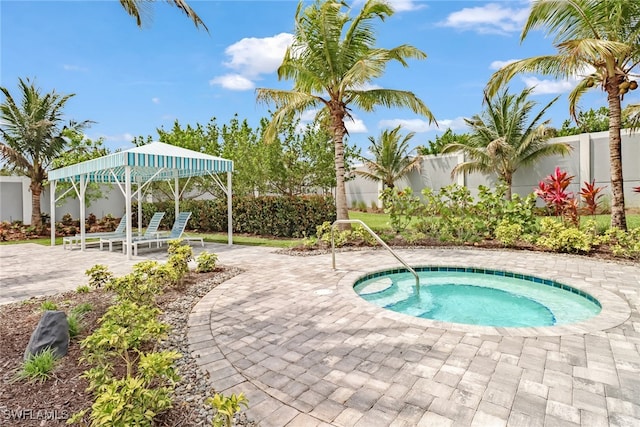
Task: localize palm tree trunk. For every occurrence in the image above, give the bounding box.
[30,180,43,229]
[606,87,627,231]
[330,106,350,230]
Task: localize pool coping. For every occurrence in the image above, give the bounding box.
[338,263,631,337]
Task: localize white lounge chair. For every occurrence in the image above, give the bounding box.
[63,215,127,249]
[129,212,200,256]
[100,212,165,252]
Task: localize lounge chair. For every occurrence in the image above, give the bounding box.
[99,212,165,252]
[129,211,200,256]
[63,215,127,249]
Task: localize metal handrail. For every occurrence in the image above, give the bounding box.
[331,219,420,293]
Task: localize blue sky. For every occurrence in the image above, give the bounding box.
[2,0,628,154]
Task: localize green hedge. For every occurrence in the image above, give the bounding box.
[134,195,336,238]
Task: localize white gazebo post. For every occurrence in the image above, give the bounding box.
[79,174,86,251]
[125,166,132,260]
[227,171,233,245]
[49,180,56,246]
[136,180,144,235]
[174,175,180,220]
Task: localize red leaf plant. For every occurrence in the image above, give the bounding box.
[579,180,606,216]
[535,167,575,218]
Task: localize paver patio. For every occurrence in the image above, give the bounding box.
[1,243,638,426]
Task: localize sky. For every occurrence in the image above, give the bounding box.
[2,0,632,154]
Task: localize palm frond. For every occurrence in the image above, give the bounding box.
[118,0,207,30]
[349,89,436,123]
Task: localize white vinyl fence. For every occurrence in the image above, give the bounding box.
[346,130,640,210]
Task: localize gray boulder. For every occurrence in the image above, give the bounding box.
[24,310,69,360]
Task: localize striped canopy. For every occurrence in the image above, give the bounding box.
[48,141,233,183]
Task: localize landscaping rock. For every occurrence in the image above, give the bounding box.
[23,310,69,360]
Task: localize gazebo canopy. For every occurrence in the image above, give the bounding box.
[48,141,234,258]
[48,141,233,183]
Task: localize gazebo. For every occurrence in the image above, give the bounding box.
[48,141,234,259]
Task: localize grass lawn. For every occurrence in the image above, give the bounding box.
[0,234,299,248]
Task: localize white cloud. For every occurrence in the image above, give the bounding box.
[387,0,425,12]
[378,116,468,133]
[224,33,293,77]
[345,117,367,134]
[378,118,438,133]
[62,64,87,72]
[151,97,160,104]
[490,59,520,70]
[209,74,255,91]
[353,0,423,12]
[211,33,292,91]
[435,117,469,131]
[100,133,134,143]
[440,3,529,35]
[521,76,576,95]
[353,82,383,91]
[300,109,319,121]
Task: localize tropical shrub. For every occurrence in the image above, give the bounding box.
[495,220,523,247]
[85,264,114,289]
[535,167,578,224]
[536,218,593,253]
[598,227,640,259]
[380,187,422,233]
[136,195,336,238]
[196,251,218,273]
[207,392,249,427]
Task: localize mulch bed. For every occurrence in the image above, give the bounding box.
[0,271,219,426]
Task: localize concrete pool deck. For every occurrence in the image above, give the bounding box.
[1,243,639,426]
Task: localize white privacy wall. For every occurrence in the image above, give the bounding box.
[346,130,640,209]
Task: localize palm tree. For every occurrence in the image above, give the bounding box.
[256,0,435,225]
[356,126,421,189]
[0,78,90,229]
[486,0,640,230]
[442,88,571,200]
[119,0,207,30]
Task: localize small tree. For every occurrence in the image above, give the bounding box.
[442,88,571,200]
[0,78,90,228]
[356,126,421,190]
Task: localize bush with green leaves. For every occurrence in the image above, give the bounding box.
[536,218,594,253]
[81,302,168,367]
[207,392,249,427]
[105,261,172,305]
[137,195,336,238]
[196,251,218,273]
[408,184,538,243]
[598,227,640,259]
[315,221,376,248]
[380,187,423,233]
[72,291,178,426]
[495,220,523,247]
[85,264,114,289]
[18,348,58,382]
[70,350,181,427]
[166,239,193,281]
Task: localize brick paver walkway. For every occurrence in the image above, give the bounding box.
[188,245,639,427]
[1,243,638,426]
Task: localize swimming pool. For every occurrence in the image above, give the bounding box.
[353,267,602,327]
